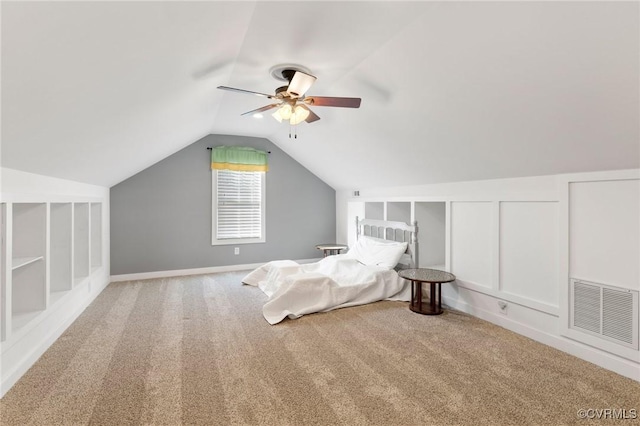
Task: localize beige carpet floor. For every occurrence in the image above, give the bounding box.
[1,272,639,425]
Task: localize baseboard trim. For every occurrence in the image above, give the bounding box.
[443,295,640,382]
[1,275,111,398]
[109,259,322,283]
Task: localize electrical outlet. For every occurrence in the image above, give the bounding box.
[498,301,508,315]
[234,247,240,255]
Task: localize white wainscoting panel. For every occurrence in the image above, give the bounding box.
[569,179,640,290]
[451,201,493,288]
[500,201,559,306]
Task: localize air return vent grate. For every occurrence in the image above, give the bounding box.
[570,279,638,350]
[603,288,634,345]
[573,282,601,334]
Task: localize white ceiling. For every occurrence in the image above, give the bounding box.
[2,1,638,190]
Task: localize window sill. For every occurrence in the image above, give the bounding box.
[211,238,266,246]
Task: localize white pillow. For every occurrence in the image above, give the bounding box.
[347,236,408,270]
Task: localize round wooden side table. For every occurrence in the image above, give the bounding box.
[398,268,456,315]
[315,243,348,257]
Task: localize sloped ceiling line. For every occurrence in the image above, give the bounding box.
[2,2,638,190]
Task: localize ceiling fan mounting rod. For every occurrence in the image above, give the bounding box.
[269,64,313,82]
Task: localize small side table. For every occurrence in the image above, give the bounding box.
[398,268,456,315]
[315,243,348,257]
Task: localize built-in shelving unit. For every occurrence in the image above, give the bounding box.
[0,198,104,343]
[74,203,89,285]
[11,203,47,333]
[1,169,108,397]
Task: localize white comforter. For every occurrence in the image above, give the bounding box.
[242,254,411,324]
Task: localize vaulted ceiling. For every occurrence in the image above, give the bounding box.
[2,1,638,190]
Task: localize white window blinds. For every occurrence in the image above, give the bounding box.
[215,170,263,240]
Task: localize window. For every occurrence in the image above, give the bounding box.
[212,169,265,245]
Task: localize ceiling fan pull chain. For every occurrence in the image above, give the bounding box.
[288,122,299,139]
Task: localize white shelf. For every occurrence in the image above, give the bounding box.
[11,256,44,270]
[12,310,44,333]
[49,290,70,306]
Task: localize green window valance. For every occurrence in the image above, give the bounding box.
[211,146,269,172]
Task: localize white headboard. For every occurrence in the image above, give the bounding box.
[355,216,419,269]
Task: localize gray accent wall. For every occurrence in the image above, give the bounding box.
[110,134,336,275]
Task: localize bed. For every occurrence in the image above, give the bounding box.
[242,217,419,324]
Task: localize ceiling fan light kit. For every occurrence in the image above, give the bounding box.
[272,104,291,122]
[291,105,311,125]
[218,65,362,135]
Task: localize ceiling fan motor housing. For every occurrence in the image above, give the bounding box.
[275,86,289,95]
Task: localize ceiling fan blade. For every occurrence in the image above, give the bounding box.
[286,71,317,98]
[218,86,276,99]
[299,105,320,123]
[240,104,280,116]
[304,96,361,108]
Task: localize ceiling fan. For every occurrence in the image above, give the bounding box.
[217,65,361,127]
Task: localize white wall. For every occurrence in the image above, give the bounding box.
[336,169,640,381]
[568,179,639,289]
[0,167,110,397]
